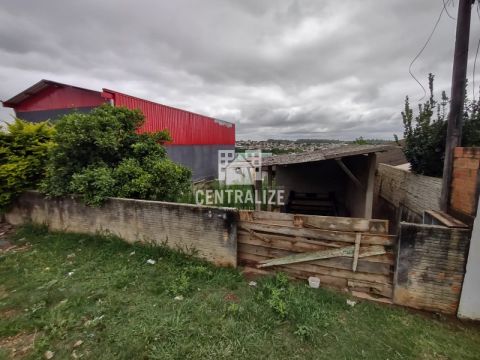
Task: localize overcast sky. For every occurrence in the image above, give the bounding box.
[1,0,479,140]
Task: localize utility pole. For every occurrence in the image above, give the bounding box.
[440,0,474,212]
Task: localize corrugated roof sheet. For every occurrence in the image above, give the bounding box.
[262,144,394,166]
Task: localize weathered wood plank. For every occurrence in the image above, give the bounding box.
[238,233,395,265]
[239,252,392,285]
[238,230,343,250]
[351,291,393,304]
[238,243,392,275]
[238,210,389,234]
[240,256,392,300]
[347,280,393,298]
[238,222,395,246]
[257,244,386,268]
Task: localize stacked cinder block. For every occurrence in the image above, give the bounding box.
[451,147,480,219]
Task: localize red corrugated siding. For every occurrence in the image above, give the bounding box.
[16,86,106,112]
[105,90,235,145]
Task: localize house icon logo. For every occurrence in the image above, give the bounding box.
[218,150,262,185]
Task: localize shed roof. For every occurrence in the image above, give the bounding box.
[262,144,393,166]
[2,79,100,108]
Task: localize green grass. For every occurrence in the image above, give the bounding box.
[1,225,479,359]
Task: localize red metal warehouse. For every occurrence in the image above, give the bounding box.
[2,79,235,180]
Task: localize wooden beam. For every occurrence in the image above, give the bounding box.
[257,244,386,268]
[335,158,363,189]
[364,153,376,219]
[267,166,273,212]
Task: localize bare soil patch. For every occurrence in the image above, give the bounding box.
[0,332,39,359]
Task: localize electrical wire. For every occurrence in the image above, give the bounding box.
[473,38,480,100]
[473,1,480,100]
[443,0,456,20]
[409,5,446,100]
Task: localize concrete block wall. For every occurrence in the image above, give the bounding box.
[451,147,480,220]
[5,191,238,267]
[394,223,470,315]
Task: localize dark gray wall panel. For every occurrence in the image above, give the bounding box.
[166,145,235,181]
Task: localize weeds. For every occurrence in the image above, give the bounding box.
[1,226,480,359]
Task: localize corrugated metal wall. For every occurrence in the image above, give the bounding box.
[104,90,235,145]
[16,86,106,112]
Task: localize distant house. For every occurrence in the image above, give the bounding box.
[2,79,235,180]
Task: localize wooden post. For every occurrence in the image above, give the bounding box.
[364,153,377,219]
[441,0,473,212]
[267,166,273,212]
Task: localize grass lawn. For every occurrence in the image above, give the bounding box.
[1,226,479,359]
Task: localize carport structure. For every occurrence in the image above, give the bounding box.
[262,144,392,218]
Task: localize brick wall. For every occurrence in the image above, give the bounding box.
[394,222,470,314]
[451,147,480,220]
[5,191,238,267]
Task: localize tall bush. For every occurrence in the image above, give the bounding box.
[398,74,480,177]
[42,105,192,205]
[0,119,56,211]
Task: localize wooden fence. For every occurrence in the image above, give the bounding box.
[238,211,396,302]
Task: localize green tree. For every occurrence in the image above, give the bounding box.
[399,74,480,177]
[42,105,192,206]
[399,74,447,177]
[0,119,56,211]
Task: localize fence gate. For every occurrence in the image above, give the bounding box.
[238,210,396,302]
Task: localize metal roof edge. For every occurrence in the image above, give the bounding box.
[3,79,101,108]
[102,88,234,126]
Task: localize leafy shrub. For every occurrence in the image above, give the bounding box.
[398,74,480,177]
[398,74,447,177]
[168,272,191,296]
[41,105,192,205]
[257,273,291,319]
[0,119,55,211]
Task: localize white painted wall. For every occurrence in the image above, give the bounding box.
[458,197,480,320]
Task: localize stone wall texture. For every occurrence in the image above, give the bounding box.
[5,191,238,267]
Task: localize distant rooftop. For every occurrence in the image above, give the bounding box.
[262,144,394,166]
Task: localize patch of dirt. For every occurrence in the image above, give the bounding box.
[0,243,31,254]
[0,222,22,254]
[0,332,39,359]
[0,222,15,240]
[0,286,8,300]
[0,308,21,320]
[224,293,239,303]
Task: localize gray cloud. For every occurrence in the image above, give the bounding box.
[1,0,479,139]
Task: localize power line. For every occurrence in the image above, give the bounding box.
[473,1,480,100]
[409,5,446,101]
[443,0,456,20]
[473,38,480,100]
